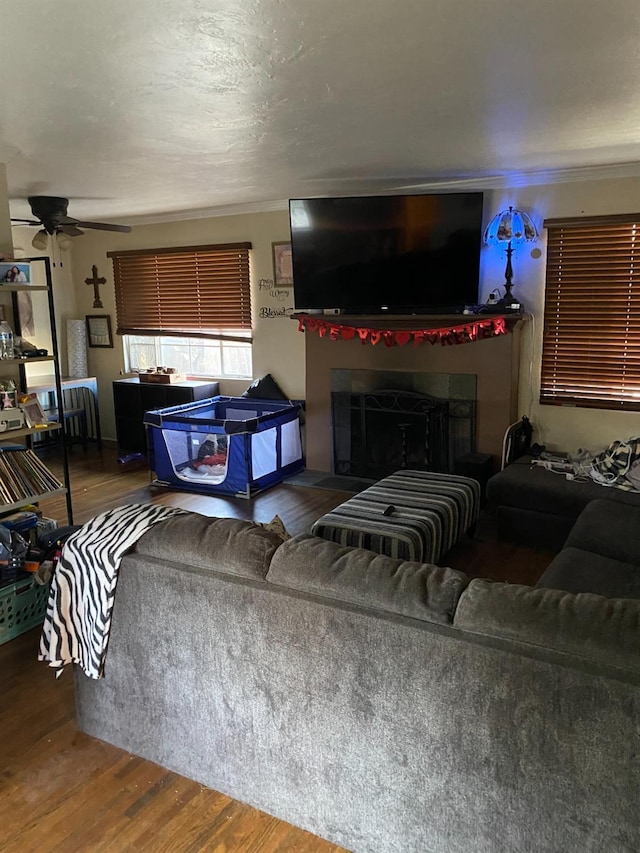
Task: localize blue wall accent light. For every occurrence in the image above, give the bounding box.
[483,206,538,310]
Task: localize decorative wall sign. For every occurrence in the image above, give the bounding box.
[86,314,114,348]
[272,242,293,286]
[296,314,509,347]
[259,306,295,319]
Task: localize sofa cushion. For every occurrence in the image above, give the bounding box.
[486,459,640,517]
[135,513,283,579]
[564,498,640,566]
[536,547,640,599]
[455,578,640,673]
[266,533,469,624]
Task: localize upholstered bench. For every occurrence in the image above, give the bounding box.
[311,469,481,564]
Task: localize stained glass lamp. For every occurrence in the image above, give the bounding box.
[483,206,538,309]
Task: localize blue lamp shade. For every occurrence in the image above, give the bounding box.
[483,206,538,310]
[483,206,538,246]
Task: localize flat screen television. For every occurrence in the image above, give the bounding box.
[289,192,484,314]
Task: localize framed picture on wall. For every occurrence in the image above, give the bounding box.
[0,262,31,284]
[86,314,114,348]
[272,242,293,286]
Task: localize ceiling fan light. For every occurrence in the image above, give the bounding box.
[31,229,49,251]
[55,231,73,251]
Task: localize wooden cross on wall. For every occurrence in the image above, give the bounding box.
[85,265,106,308]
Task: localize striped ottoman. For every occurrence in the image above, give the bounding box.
[311,470,481,564]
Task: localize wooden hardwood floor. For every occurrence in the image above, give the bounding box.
[0,446,555,852]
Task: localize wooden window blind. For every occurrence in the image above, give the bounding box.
[108,243,252,338]
[540,214,640,410]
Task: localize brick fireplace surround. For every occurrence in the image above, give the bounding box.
[301,314,526,474]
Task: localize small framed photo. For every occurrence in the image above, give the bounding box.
[86,314,113,348]
[0,262,31,284]
[272,242,293,287]
[18,393,47,427]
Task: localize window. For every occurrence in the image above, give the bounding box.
[540,214,640,411]
[123,333,252,379]
[109,242,253,378]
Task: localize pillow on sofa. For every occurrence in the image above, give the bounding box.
[255,514,291,542]
[242,373,289,400]
[135,513,284,579]
[266,533,469,624]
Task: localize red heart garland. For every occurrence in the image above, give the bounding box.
[296,314,511,348]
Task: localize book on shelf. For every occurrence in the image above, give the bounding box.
[0,448,64,505]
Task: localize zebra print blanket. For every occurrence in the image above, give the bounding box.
[39,503,186,679]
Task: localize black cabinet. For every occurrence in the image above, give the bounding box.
[113,378,219,454]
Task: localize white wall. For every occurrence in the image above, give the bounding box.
[61,177,640,450]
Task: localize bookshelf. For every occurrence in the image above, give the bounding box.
[0,257,73,524]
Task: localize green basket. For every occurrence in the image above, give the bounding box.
[0,576,49,645]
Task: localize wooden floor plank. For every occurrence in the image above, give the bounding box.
[0,446,554,852]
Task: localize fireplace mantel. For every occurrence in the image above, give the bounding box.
[293,312,523,330]
[301,315,527,474]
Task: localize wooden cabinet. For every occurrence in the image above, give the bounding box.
[113,378,220,454]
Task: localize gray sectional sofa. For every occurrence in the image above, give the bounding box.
[74,513,640,853]
[486,455,640,551]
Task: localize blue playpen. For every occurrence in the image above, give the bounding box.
[144,396,304,498]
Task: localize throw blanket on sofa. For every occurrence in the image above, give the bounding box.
[39,503,186,679]
[590,437,640,490]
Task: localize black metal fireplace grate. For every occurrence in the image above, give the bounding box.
[332,390,451,479]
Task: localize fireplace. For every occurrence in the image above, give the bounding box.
[301,314,524,474]
[332,389,450,478]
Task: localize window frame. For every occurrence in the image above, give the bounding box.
[123,331,253,380]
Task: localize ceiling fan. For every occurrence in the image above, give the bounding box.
[11,196,131,250]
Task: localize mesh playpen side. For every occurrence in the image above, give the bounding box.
[144,396,304,498]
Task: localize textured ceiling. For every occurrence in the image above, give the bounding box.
[3,0,640,223]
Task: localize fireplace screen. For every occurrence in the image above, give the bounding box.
[332,390,450,479]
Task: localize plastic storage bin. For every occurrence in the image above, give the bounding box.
[144,396,305,498]
[0,576,49,645]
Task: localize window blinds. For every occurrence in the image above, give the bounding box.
[109,243,252,337]
[540,215,640,410]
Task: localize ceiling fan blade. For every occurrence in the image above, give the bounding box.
[72,220,132,233]
[10,218,40,225]
[60,224,85,237]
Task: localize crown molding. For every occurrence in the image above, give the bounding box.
[109,161,640,225]
[122,198,290,226]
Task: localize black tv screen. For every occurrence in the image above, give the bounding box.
[289,192,484,314]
